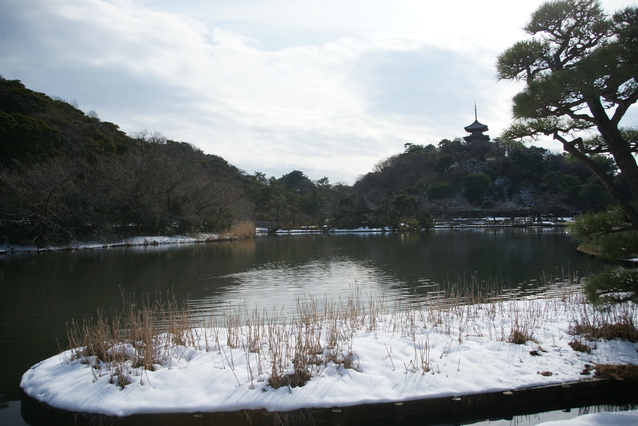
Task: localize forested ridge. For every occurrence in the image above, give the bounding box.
[0,77,621,246]
[352,139,617,220]
[0,77,250,246]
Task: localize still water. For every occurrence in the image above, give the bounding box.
[0,228,607,422]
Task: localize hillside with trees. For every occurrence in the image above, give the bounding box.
[352,138,616,223]
[242,136,619,231]
[0,77,250,246]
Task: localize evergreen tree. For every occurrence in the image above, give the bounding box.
[497,0,638,226]
[498,0,638,305]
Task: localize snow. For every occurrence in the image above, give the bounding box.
[272,227,392,234]
[20,287,638,423]
[537,410,638,425]
[0,234,222,254]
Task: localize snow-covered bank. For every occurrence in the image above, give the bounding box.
[1,222,569,254]
[21,288,638,419]
[538,410,638,425]
[0,234,224,255]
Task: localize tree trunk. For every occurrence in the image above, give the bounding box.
[578,97,638,228]
[562,139,638,229]
[589,98,638,204]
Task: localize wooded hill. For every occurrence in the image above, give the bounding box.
[352,139,617,220]
[242,138,621,231]
[0,77,250,246]
[0,77,622,245]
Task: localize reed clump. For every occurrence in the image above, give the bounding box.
[568,300,638,342]
[594,364,638,380]
[66,293,193,389]
[568,339,592,354]
[227,221,256,239]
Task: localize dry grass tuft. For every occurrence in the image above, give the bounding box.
[227,221,255,239]
[568,339,592,354]
[569,305,638,342]
[578,321,638,342]
[267,368,312,389]
[594,364,638,380]
[508,329,533,345]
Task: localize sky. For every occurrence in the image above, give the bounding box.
[1,0,636,184]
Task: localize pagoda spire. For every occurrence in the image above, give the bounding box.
[463,105,490,143]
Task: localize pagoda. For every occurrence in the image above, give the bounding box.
[463,105,490,143]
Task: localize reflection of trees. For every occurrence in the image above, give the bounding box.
[228,232,571,297]
[336,231,598,293]
[2,233,599,328]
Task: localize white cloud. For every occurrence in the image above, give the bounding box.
[0,0,635,183]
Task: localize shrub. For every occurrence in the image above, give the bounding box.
[584,268,638,307]
[568,339,592,354]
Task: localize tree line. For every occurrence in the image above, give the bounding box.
[353,139,616,219]
[242,138,620,232]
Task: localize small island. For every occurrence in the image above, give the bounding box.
[21,285,638,425]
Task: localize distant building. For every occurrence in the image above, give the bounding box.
[463,105,490,143]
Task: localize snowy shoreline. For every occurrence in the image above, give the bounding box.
[0,233,225,255]
[19,378,638,425]
[0,220,569,255]
[20,288,638,422]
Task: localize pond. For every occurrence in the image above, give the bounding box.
[0,228,607,424]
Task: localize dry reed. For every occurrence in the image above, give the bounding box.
[66,293,194,388]
[227,221,256,239]
[568,296,638,342]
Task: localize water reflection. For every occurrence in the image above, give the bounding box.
[186,229,603,319]
[192,257,398,317]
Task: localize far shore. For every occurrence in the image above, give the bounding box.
[0,218,574,255]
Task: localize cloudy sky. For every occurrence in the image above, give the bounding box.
[1,0,635,183]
